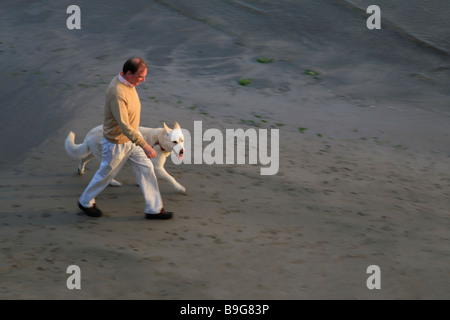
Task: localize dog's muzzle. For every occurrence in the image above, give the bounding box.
[178,148,184,161]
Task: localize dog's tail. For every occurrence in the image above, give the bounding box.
[65,131,90,159]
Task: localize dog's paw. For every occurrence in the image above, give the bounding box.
[109,179,123,187]
[176,184,186,194]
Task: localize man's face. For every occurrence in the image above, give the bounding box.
[126,67,147,86]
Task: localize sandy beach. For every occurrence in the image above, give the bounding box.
[0,0,449,299]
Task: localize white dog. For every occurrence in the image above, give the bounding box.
[65,122,186,193]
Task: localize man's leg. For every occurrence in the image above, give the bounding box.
[79,138,130,209]
[128,146,165,215]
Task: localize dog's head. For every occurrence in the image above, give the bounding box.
[162,122,184,161]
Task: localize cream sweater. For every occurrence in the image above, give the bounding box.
[103,76,146,147]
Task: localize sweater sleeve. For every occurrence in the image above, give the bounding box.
[110,92,147,148]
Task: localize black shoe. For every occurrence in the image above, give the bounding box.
[145,208,173,220]
[78,202,102,217]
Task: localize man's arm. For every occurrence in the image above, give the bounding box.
[110,100,156,158]
[110,93,147,148]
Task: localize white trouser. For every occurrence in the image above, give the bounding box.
[79,137,163,214]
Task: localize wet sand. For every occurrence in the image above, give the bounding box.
[0,0,449,299]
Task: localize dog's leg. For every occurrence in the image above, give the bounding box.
[78,153,122,186]
[155,165,186,193]
[153,155,186,194]
[78,154,95,175]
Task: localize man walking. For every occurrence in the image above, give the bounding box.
[77,57,173,220]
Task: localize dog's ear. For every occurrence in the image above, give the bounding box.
[163,122,172,133]
[173,122,181,130]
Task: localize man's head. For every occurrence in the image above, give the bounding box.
[122,57,148,86]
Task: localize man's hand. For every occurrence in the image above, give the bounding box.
[142,144,157,159]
